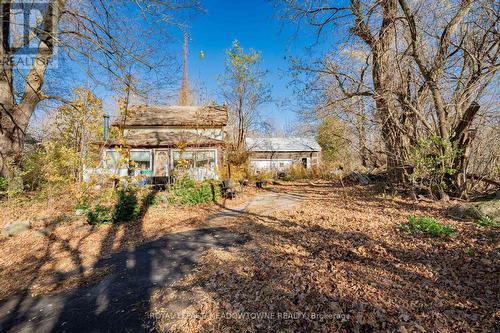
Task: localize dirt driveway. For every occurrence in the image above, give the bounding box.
[0,191,303,333]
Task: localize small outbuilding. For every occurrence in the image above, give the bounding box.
[245,137,321,171]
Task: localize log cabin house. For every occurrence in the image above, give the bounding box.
[245,137,321,171]
[97,104,227,182]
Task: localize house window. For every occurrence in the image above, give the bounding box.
[172,151,194,168]
[172,150,216,169]
[130,150,152,174]
[194,150,216,168]
[301,157,308,169]
[172,150,217,180]
[105,150,123,170]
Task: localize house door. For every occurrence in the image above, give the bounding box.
[154,150,170,176]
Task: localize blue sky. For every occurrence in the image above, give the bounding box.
[29,0,351,133]
[90,1,339,131]
[175,0,325,130]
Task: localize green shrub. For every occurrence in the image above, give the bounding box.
[475,216,499,229]
[409,136,462,197]
[169,178,220,206]
[4,175,24,197]
[0,177,7,196]
[113,187,139,222]
[75,201,89,211]
[19,146,46,191]
[400,215,456,238]
[87,205,113,225]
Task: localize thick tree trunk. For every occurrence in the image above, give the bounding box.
[352,0,409,179]
[0,0,65,177]
[449,102,480,197]
[0,2,18,177]
[0,117,26,178]
[370,0,409,183]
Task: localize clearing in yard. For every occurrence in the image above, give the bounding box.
[0,182,498,332]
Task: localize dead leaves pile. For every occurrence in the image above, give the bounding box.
[151,182,499,332]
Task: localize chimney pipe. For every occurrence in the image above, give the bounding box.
[103,114,110,141]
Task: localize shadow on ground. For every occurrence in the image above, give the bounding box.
[0,187,249,333]
[0,227,247,333]
[155,183,498,332]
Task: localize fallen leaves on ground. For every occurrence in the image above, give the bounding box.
[0,189,228,299]
[150,182,499,332]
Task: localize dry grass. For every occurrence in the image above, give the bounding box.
[150,181,499,332]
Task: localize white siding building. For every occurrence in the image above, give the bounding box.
[246,137,321,171]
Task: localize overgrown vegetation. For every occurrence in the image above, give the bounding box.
[317,116,350,164]
[280,0,499,198]
[169,178,221,206]
[84,186,163,225]
[1,88,105,197]
[247,164,339,182]
[0,177,7,196]
[86,205,113,225]
[409,137,462,198]
[475,216,499,229]
[113,187,140,222]
[400,215,456,238]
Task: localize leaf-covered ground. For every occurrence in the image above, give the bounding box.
[0,187,257,300]
[0,182,498,332]
[150,182,499,332]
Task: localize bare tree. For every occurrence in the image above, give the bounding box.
[397,0,499,196]
[280,0,410,181]
[0,0,200,177]
[219,40,271,149]
[278,0,499,197]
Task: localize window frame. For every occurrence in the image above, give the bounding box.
[104,149,124,170]
[129,149,153,174]
[170,148,218,171]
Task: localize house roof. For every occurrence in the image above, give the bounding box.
[246,137,322,152]
[102,131,225,148]
[113,104,228,127]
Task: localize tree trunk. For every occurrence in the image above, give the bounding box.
[0,0,66,177]
[355,98,369,168]
[0,2,18,177]
[449,102,480,197]
[0,110,26,178]
[370,0,408,183]
[236,90,244,150]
